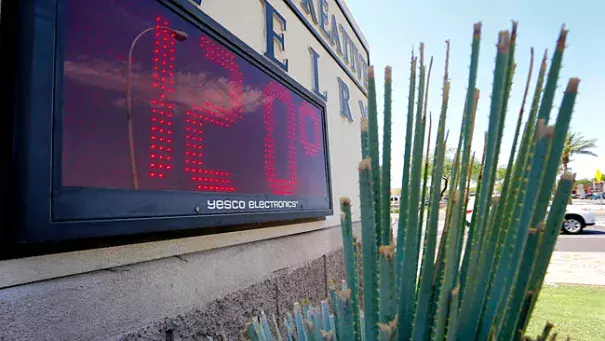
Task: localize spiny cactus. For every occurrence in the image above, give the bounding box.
[239,21,578,341]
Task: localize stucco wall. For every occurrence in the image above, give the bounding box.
[1,222,361,340]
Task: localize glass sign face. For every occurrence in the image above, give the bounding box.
[57,0,331,220]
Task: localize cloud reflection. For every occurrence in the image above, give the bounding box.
[64,58,265,115]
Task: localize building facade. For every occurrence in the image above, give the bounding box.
[0,0,368,339]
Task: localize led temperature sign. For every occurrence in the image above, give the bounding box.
[55,0,331,222]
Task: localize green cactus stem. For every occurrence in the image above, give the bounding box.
[395,54,418,289]
[416,56,434,264]
[244,320,264,341]
[294,303,307,341]
[260,311,275,341]
[328,316,337,341]
[459,132,487,303]
[537,26,568,124]
[359,157,379,341]
[472,29,518,321]
[499,79,579,341]
[499,223,545,340]
[477,47,531,337]
[310,308,324,341]
[485,119,538,335]
[446,283,461,340]
[479,46,534,335]
[520,173,575,332]
[448,21,482,243]
[381,66,393,246]
[452,148,476,278]
[285,313,295,341]
[451,24,482,262]
[452,88,479,274]
[442,23,482,308]
[396,43,428,341]
[378,243,396,323]
[339,197,361,340]
[431,188,465,340]
[416,54,433,257]
[361,117,370,159]
[539,322,555,341]
[411,40,451,341]
[336,289,354,341]
[320,301,331,334]
[456,30,511,340]
[484,21,517,201]
[367,66,382,250]
[360,313,365,340]
[479,48,549,335]
[432,148,457,292]
[417,112,432,263]
[328,282,340,341]
[493,77,573,332]
[527,78,579,251]
[491,120,555,337]
[272,314,283,341]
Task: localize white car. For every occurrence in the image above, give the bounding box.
[465,197,595,234]
[563,204,596,234]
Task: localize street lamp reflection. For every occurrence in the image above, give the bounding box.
[126,26,188,189]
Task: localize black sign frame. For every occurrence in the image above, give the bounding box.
[5,0,333,247]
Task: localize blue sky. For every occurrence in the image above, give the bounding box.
[345,0,604,187]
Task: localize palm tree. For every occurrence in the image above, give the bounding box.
[562,132,598,172]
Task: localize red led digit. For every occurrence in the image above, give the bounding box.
[149,18,175,179]
[184,36,244,192]
[298,102,322,156]
[264,81,298,196]
[196,36,244,124]
[184,113,235,192]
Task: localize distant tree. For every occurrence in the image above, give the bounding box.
[562,132,598,172]
[494,166,508,193]
[575,178,593,189]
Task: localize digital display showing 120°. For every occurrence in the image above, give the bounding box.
[56,0,331,220]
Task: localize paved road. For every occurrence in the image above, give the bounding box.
[555,213,605,252]
[390,212,605,252]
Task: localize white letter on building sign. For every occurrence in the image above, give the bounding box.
[337,78,353,122]
[309,47,327,101]
[262,0,288,71]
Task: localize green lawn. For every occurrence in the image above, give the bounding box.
[524,284,605,341]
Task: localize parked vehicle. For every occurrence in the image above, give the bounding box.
[465,197,595,234]
[563,205,596,234]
